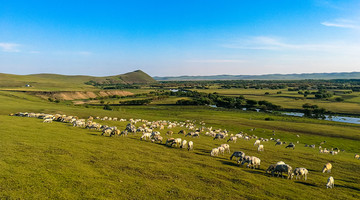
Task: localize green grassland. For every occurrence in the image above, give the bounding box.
[194,88,360,115]
[0,90,360,199]
[0,70,155,91]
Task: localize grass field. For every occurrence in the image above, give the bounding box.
[0,89,360,199]
[194,88,360,115]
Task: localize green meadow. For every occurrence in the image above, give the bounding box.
[0,89,359,199]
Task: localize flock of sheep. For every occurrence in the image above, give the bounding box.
[11,111,358,189]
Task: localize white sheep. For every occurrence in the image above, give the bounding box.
[355,154,360,159]
[293,168,308,180]
[211,148,219,156]
[257,144,264,152]
[221,144,231,153]
[249,156,261,169]
[173,138,182,147]
[218,146,225,155]
[326,176,334,188]
[322,163,332,173]
[43,118,53,123]
[188,141,193,151]
[227,136,237,143]
[180,140,187,149]
[254,140,261,146]
[140,133,151,140]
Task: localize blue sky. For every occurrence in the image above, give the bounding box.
[1,0,360,76]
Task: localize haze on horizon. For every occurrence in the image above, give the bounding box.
[1,0,360,77]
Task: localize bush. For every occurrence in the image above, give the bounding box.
[335,97,344,102]
[264,117,274,121]
[103,104,112,110]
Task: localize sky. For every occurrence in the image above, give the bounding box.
[1,0,360,76]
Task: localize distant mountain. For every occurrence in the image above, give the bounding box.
[154,72,360,81]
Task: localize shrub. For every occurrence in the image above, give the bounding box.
[335,97,344,102]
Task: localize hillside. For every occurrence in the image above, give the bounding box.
[154,72,360,81]
[97,70,156,84]
[0,70,156,91]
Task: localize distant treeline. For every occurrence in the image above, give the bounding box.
[150,79,360,92]
[151,90,281,111]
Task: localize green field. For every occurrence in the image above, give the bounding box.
[194,88,360,115]
[0,89,360,199]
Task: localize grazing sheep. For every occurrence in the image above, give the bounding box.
[43,118,53,123]
[112,129,121,136]
[275,141,283,146]
[166,138,175,146]
[141,133,152,141]
[293,168,308,180]
[272,164,293,179]
[254,140,261,146]
[178,130,186,135]
[214,133,225,140]
[153,135,163,143]
[257,144,264,152]
[102,128,113,136]
[211,148,219,156]
[173,138,182,147]
[218,146,225,155]
[266,164,276,174]
[188,141,193,151]
[120,130,128,136]
[221,144,231,154]
[326,176,334,189]
[355,154,360,159]
[227,136,237,143]
[249,156,261,169]
[230,151,245,162]
[322,163,332,173]
[285,143,295,150]
[240,156,251,165]
[180,140,187,148]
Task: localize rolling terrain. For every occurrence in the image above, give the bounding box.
[0,85,359,199]
[0,70,155,91]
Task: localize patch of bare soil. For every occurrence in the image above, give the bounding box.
[34,90,133,100]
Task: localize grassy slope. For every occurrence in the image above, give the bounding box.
[0,70,156,91]
[0,91,360,199]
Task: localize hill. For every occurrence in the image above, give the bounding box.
[154,72,360,81]
[93,70,156,84]
[0,70,156,91]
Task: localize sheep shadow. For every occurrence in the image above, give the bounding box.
[220,160,239,167]
[294,181,317,187]
[336,185,360,192]
[244,169,265,176]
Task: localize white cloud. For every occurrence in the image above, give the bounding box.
[0,43,20,52]
[222,36,360,54]
[321,19,359,29]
